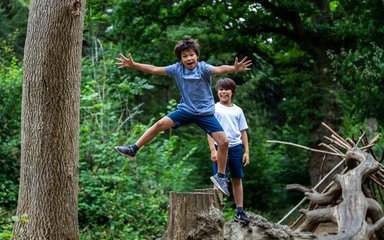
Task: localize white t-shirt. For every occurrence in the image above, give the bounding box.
[214,102,248,148]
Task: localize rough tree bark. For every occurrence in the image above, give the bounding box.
[162,189,224,240]
[13,0,85,239]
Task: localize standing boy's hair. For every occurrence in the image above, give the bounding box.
[216,78,237,94]
[174,36,200,60]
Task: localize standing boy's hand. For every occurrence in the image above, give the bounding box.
[116,53,134,68]
[243,152,250,167]
[234,57,252,72]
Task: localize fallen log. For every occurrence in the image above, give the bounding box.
[295,148,384,239]
[271,123,384,239]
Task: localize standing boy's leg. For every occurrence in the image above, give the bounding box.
[231,178,243,209]
[233,178,250,224]
[228,144,250,224]
[228,144,244,207]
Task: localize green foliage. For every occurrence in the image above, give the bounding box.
[0,210,14,240]
[0,210,28,240]
[329,44,384,123]
[79,43,198,238]
[0,58,22,210]
[0,0,28,61]
[78,121,197,239]
[78,129,197,239]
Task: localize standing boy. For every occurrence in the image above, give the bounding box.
[114,36,252,196]
[207,78,251,224]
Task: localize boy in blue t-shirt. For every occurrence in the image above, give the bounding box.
[208,78,250,224]
[115,36,252,196]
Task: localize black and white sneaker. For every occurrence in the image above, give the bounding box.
[210,174,230,196]
[235,211,250,225]
[114,145,136,159]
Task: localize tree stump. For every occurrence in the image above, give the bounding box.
[162,188,224,240]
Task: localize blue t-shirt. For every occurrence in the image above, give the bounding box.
[165,61,215,115]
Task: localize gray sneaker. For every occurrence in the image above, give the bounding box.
[114,145,136,159]
[210,174,230,196]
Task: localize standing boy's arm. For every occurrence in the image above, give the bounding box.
[211,57,252,75]
[207,134,218,162]
[116,53,168,75]
[240,130,250,166]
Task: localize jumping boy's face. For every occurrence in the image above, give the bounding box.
[217,88,233,105]
[180,49,198,70]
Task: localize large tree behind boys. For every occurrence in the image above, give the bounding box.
[13,0,85,239]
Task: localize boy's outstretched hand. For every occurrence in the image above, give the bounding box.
[116,53,134,68]
[234,57,252,72]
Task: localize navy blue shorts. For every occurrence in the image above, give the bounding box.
[167,108,224,134]
[213,144,244,178]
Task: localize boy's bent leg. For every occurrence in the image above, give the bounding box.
[115,116,175,158]
[210,131,229,196]
[210,131,228,174]
[135,116,176,148]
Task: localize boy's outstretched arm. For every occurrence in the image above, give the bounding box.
[211,56,252,75]
[116,53,167,75]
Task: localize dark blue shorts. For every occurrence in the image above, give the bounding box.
[167,108,224,134]
[213,144,244,178]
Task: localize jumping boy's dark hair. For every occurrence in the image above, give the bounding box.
[216,78,236,94]
[174,36,200,60]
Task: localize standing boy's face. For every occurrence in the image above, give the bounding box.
[217,88,233,105]
[180,49,198,70]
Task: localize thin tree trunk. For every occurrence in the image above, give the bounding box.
[13,0,85,239]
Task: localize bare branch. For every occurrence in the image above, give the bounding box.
[324,136,348,150]
[267,140,345,157]
[322,122,352,148]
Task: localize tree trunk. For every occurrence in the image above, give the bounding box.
[13,0,85,239]
[307,50,341,190]
[162,189,224,240]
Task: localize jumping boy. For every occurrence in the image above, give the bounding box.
[207,78,251,224]
[114,36,252,196]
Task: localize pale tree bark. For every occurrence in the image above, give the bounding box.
[162,189,224,240]
[13,0,85,239]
